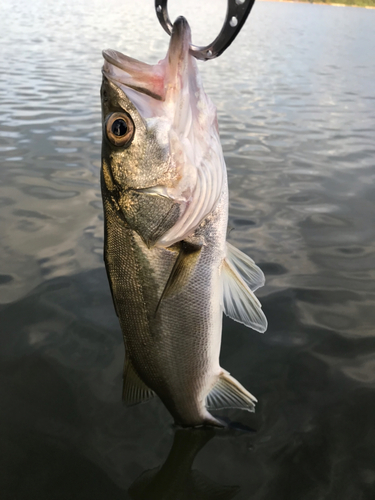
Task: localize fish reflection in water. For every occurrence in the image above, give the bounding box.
[129,429,240,500]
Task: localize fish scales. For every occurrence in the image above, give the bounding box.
[103,180,227,425]
[101,17,267,426]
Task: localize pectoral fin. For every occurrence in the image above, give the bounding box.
[222,243,267,333]
[155,241,202,316]
[123,357,155,405]
[206,371,257,412]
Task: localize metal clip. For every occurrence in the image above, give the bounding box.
[155,0,256,61]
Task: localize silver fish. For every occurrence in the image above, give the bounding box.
[101,17,267,427]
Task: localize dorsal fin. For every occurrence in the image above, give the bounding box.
[222,243,267,333]
[206,371,257,412]
[123,357,155,406]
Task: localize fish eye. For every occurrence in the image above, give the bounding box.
[112,119,127,136]
[105,112,135,147]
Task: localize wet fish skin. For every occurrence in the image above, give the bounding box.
[101,138,227,425]
[101,17,267,427]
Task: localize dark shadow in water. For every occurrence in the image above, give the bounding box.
[0,355,127,500]
[129,428,240,500]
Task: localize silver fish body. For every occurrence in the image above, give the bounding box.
[101,17,267,427]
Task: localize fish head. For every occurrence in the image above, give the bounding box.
[100,75,170,193]
[101,17,226,247]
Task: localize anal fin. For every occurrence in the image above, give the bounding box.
[206,371,257,413]
[123,357,155,406]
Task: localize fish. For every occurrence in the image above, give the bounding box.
[100,16,267,427]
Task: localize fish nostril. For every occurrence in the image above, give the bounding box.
[229,16,238,28]
[235,0,245,5]
[156,4,162,13]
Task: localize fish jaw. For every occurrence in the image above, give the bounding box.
[102,16,226,248]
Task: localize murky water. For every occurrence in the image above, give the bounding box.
[1,0,375,498]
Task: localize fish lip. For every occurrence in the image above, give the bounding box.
[168,16,192,63]
[172,16,190,38]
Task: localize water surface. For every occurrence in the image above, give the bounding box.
[1,0,375,498]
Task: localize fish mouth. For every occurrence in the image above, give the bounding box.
[102,50,165,101]
[102,16,192,103]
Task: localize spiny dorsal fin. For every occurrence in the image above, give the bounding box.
[123,357,155,405]
[155,241,202,317]
[206,371,257,412]
[226,242,265,292]
[222,244,268,333]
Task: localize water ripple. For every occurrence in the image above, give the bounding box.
[1,0,375,496]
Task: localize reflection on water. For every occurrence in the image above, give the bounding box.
[1,0,375,498]
[129,429,239,500]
